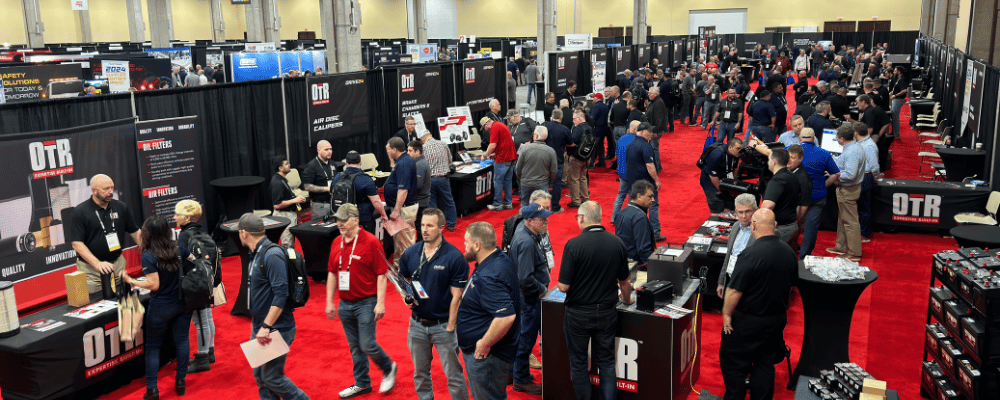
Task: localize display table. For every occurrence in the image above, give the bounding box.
[949,225,1000,248]
[0,293,174,400]
[788,263,878,390]
[683,216,733,310]
[210,176,266,219]
[448,163,493,215]
[934,146,986,182]
[792,376,899,400]
[541,279,702,400]
[219,216,290,316]
[289,219,340,281]
[872,179,992,230]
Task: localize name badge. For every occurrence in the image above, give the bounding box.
[412,281,430,299]
[106,233,121,252]
[724,111,731,119]
[726,255,738,275]
[339,271,350,291]
[327,179,334,188]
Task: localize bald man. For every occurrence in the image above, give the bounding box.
[69,174,142,294]
[301,140,336,219]
[720,208,798,400]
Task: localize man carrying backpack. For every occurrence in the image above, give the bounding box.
[270,156,307,247]
[330,151,389,235]
[566,109,593,208]
[700,139,744,216]
[174,200,220,374]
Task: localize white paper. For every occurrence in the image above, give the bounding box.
[447,106,474,126]
[701,220,731,228]
[687,236,712,245]
[438,116,471,144]
[661,249,684,257]
[65,300,118,320]
[411,112,431,137]
[103,60,130,93]
[241,331,290,368]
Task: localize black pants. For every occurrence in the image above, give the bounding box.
[564,305,618,400]
[877,135,894,172]
[719,311,787,400]
[682,93,695,123]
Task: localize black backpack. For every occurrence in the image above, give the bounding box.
[178,253,214,312]
[501,214,524,255]
[573,125,598,160]
[696,142,727,169]
[182,226,221,288]
[259,244,310,309]
[330,171,364,209]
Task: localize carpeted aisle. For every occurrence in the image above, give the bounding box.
[99,85,947,400]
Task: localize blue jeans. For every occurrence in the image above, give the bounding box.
[702,101,718,129]
[407,319,468,400]
[493,161,514,206]
[527,83,535,104]
[462,352,512,400]
[750,125,774,143]
[252,327,310,400]
[429,176,458,228]
[612,179,630,220]
[145,299,191,391]
[891,98,904,138]
[799,197,827,259]
[564,305,618,400]
[520,185,547,207]
[718,122,737,142]
[512,293,542,384]
[340,297,394,387]
[666,108,675,131]
[694,97,706,124]
[859,174,874,237]
[549,163,564,211]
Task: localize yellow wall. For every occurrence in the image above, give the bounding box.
[172,0,212,42]
[38,0,81,43]
[278,0,321,40]
[89,0,143,42]
[361,0,407,39]
[2,0,27,45]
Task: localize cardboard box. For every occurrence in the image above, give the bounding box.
[859,378,887,400]
[65,271,89,307]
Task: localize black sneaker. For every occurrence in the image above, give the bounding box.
[447,226,456,232]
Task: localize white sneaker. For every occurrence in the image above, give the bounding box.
[338,385,372,399]
[487,204,502,211]
[379,362,397,393]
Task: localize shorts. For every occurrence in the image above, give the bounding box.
[705,188,725,214]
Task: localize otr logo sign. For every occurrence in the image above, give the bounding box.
[588,337,639,392]
[401,73,415,92]
[311,83,330,101]
[465,68,475,83]
[29,139,74,179]
[892,193,942,223]
[558,57,565,70]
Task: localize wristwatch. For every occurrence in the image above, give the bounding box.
[261,323,274,331]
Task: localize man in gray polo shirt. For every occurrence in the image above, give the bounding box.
[516,126,559,206]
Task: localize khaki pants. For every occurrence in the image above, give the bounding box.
[272,209,298,247]
[78,255,127,294]
[566,157,589,206]
[391,204,419,267]
[835,185,862,258]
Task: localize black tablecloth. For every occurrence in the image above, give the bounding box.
[0,293,173,400]
[873,179,991,230]
[448,164,493,215]
[684,216,734,309]
[289,219,340,281]
[934,147,986,182]
[210,176,266,220]
[792,375,899,400]
[219,216,290,316]
[788,263,878,390]
[950,225,1000,248]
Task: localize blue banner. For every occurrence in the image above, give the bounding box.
[231,52,281,82]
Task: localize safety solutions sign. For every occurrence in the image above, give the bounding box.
[306,72,369,141]
[398,66,442,122]
[0,64,83,103]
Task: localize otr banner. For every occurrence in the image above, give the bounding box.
[399,66,442,122]
[307,72,369,141]
[135,117,207,230]
[462,60,496,112]
[0,120,141,283]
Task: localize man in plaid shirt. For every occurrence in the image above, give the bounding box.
[419,132,458,232]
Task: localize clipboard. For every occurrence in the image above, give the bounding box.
[240,330,290,368]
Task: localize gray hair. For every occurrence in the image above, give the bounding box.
[816,101,831,113]
[489,99,500,108]
[734,193,758,209]
[529,190,552,204]
[533,125,548,141]
[579,201,602,224]
[789,115,804,124]
[559,99,569,107]
[816,81,829,88]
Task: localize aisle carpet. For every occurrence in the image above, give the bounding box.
[98,85,952,400]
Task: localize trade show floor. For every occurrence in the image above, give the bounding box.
[87,82,947,400]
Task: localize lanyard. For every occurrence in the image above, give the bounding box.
[412,242,441,282]
[316,157,332,180]
[338,235,359,272]
[95,210,113,233]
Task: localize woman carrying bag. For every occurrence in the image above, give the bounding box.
[122,216,192,400]
[173,200,221,373]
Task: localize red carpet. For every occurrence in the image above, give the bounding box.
[97,83,949,400]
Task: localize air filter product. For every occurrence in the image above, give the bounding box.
[0,281,20,338]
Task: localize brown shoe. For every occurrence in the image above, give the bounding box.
[567,203,581,208]
[529,354,542,369]
[513,381,542,395]
[837,254,862,262]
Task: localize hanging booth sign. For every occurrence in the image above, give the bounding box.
[399,66,442,122]
[548,53,579,95]
[615,47,633,77]
[143,47,192,71]
[0,64,83,103]
[592,49,606,94]
[71,0,88,10]
[463,60,495,112]
[135,117,207,229]
[244,43,276,52]
[306,72,369,141]
[102,60,130,93]
[231,52,282,82]
[960,61,986,145]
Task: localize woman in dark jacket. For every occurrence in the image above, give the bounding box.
[173,200,218,373]
[122,216,192,400]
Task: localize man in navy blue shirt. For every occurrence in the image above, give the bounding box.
[589,90,612,167]
[749,90,777,143]
[806,101,834,147]
[457,222,521,400]
[385,137,419,267]
[700,139,744,215]
[398,209,469,400]
[768,83,789,135]
[544,109,571,212]
[509,203,553,394]
[611,121,640,220]
[626,123,664,242]
[795,131,840,258]
[330,151,389,235]
[614,180,657,266]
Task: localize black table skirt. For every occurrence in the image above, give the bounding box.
[219,216,290,317]
[935,147,986,182]
[448,164,493,215]
[289,219,340,281]
[950,225,1000,248]
[820,179,991,231]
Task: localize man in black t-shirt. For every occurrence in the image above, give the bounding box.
[69,174,141,294]
[855,95,892,172]
[720,209,798,400]
[754,148,800,244]
[557,201,632,400]
[269,156,307,247]
[786,145,813,252]
[300,140,336,220]
[888,66,910,137]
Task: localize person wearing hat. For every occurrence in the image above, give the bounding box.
[237,213,311,400]
[331,151,389,235]
[326,204,398,398]
[508,203,553,394]
[480,116,517,211]
[625,122,665,242]
[589,90,611,167]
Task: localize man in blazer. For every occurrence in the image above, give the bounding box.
[717,193,759,299]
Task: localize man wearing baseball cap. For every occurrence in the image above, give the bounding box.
[480,116,517,211]
[238,213,311,400]
[508,203,553,394]
[625,122,665,242]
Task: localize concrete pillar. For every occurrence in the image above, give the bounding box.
[413,0,428,43]
[125,0,145,43]
[332,0,362,72]
[21,0,45,48]
[246,0,265,43]
[968,0,999,65]
[920,0,935,36]
[537,0,557,72]
[573,0,582,33]
[148,0,173,48]
[209,0,226,42]
[166,0,175,40]
[79,10,92,43]
[261,0,281,47]
[319,0,335,67]
[944,0,960,47]
[633,0,647,45]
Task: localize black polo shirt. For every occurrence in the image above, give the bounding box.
[300,157,335,203]
[828,95,851,120]
[860,106,890,137]
[763,169,801,226]
[717,98,743,123]
[789,166,813,207]
[68,198,140,263]
[728,235,798,316]
[269,173,295,210]
[558,226,630,308]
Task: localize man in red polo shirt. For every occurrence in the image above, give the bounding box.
[326,204,397,398]
[480,116,517,211]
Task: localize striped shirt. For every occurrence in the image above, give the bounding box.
[423,138,452,177]
[835,141,866,186]
[857,136,880,174]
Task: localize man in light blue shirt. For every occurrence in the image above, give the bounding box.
[828,126,866,261]
[852,122,880,242]
[716,194,758,299]
[777,115,806,147]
